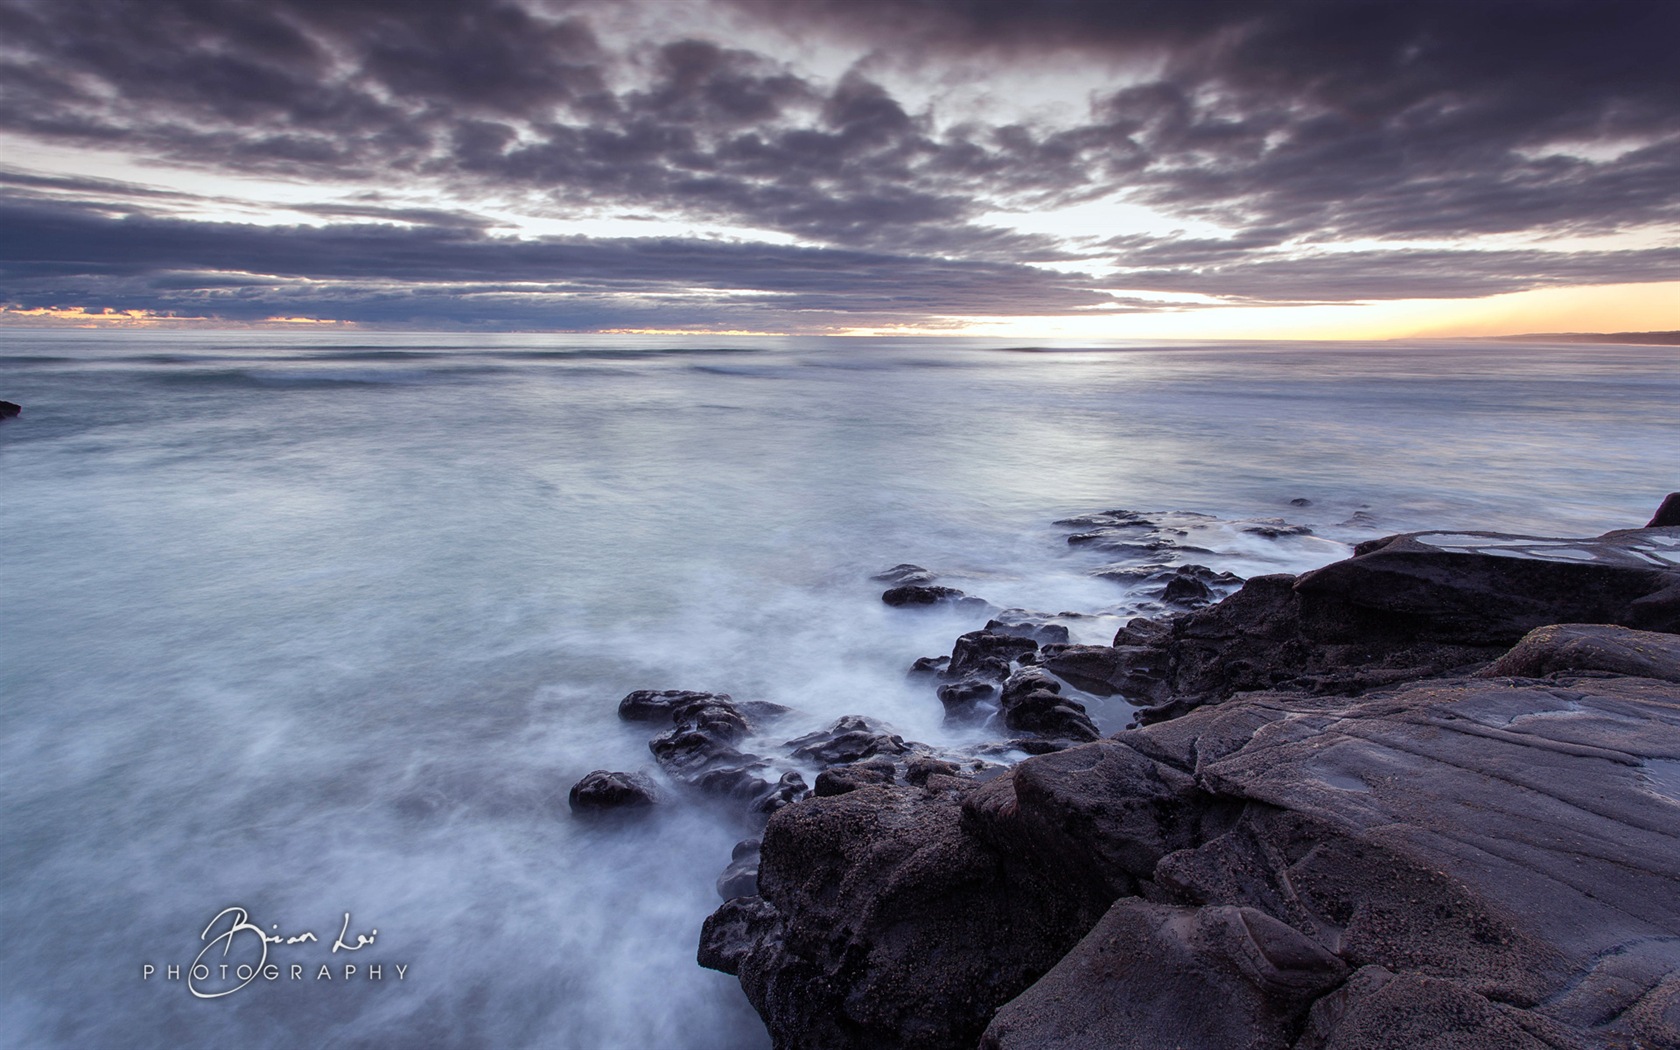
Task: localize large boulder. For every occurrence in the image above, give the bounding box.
[699,778,1100,1050]
[708,669,1680,1049]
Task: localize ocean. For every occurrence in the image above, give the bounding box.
[1,331,1674,1048]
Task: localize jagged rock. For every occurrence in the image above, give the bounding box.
[785,716,908,767]
[985,614,1072,645]
[871,563,937,584]
[566,770,659,815]
[717,838,762,899]
[947,630,1039,681]
[904,757,960,785]
[0,400,19,420]
[700,781,1096,1050]
[619,689,732,722]
[752,770,808,814]
[935,678,998,722]
[1053,509,1154,529]
[649,695,772,798]
[999,692,1099,742]
[1092,562,1244,604]
[908,655,950,677]
[881,584,987,609]
[813,757,896,797]
[1069,525,1680,723]
[1162,573,1211,604]
[1478,623,1680,683]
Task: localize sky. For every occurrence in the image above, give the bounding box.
[0,0,1677,338]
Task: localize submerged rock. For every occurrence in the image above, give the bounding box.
[785,715,908,767]
[871,563,937,585]
[881,584,988,609]
[1242,518,1314,538]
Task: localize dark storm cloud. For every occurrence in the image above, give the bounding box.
[0,195,1112,326]
[737,0,1680,239]
[1106,244,1680,302]
[0,0,1675,326]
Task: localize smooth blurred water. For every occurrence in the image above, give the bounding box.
[1,331,1674,1048]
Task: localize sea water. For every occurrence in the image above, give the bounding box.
[1,332,1674,1048]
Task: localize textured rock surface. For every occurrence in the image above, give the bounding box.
[708,669,1680,1049]
[1070,525,1680,722]
[566,769,659,814]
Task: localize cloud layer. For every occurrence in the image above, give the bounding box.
[0,0,1675,328]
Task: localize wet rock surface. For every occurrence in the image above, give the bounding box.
[882,584,990,610]
[566,769,659,815]
[703,512,1680,1050]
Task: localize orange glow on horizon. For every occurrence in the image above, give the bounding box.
[0,305,353,328]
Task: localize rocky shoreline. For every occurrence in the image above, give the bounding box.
[576,497,1680,1048]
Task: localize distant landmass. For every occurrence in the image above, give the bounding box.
[1492,330,1680,345]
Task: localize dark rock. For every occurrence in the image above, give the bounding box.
[813,757,896,797]
[947,630,1039,681]
[1162,573,1211,604]
[935,678,998,722]
[998,669,1060,707]
[1073,526,1680,722]
[649,695,771,797]
[716,839,762,899]
[1243,518,1313,538]
[1649,492,1680,528]
[1290,497,1313,506]
[985,615,1072,646]
[566,770,659,815]
[0,400,19,420]
[1295,528,1680,642]
[982,902,1346,1050]
[698,895,779,973]
[881,584,986,609]
[785,716,908,767]
[1053,509,1153,529]
[1093,562,1244,605]
[738,700,794,723]
[618,689,732,723]
[691,762,774,800]
[994,668,1097,744]
[871,563,937,584]
[752,770,809,814]
[907,655,950,677]
[1478,623,1680,683]
[999,690,1099,742]
[711,671,1680,1049]
[904,757,960,785]
[702,783,1099,1050]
